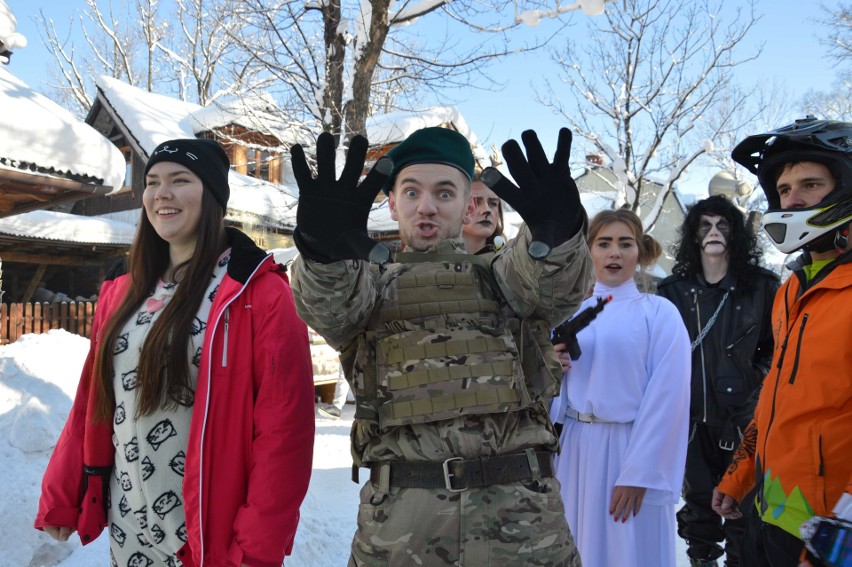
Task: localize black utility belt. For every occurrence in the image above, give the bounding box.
[369,451,554,492]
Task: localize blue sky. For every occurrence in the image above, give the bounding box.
[8,0,846,195]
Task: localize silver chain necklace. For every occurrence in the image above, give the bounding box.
[691,291,729,352]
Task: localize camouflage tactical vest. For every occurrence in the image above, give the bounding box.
[340,251,563,432]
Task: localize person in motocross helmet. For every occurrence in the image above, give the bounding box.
[730,115,852,254]
[710,117,852,567]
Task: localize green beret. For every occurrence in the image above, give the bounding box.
[383,127,475,195]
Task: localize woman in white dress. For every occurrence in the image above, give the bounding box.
[551,209,691,567]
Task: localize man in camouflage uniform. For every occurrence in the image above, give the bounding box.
[290,126,592,567]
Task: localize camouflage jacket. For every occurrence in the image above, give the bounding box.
[292,226,593,466]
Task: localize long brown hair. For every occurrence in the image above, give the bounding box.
[93,188,226,421]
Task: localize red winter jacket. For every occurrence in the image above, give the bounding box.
[35,229,316,567]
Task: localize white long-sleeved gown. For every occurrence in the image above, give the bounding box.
[551,279,690,567]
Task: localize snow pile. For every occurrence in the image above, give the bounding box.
[0,209,136,245]
[0,330,703,566]
[0,330,361,567]
[0,330,90,567]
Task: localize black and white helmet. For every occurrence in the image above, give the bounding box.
[731,116,852,253]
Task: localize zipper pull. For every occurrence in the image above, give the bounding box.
[776,335,788,369]
[222,307,230,367]
[726,324,756,351]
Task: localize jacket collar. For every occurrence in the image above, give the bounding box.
[224,227,271,284]
[696,269,737,292]
[788,247,852,292]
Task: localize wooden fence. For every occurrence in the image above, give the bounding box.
[0,301,96,345]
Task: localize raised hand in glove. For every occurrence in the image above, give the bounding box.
[291,132,393,264]
[481,128,584,259]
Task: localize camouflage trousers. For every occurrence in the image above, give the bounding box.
[347,475,581,567]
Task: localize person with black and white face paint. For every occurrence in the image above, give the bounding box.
[657,195,780,567]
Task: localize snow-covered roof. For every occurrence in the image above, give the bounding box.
[366,106,491,168]
[0,209,135,244]
[0,1,27,62]
[186,93,305,146]
[94,80,493,236]
[0,68,126,192]
[95,76,299,230]
[96,75,204,155]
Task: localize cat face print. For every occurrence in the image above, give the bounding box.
[169,451,186,477]
[141,456,155,481]
[110,523,126,547]
[136,311,153,325]
[146,419,176,450]
[123,438,139,462]
[119,471,132,492]
[114,402,126,425]
[133,505,148,529]
[150,524,166,544]
[127,551,153,567]
[152,490,182,520]
[190,317,206,337]
[120,370,137,392]
[118,494,131,517]
[114,333,129,355]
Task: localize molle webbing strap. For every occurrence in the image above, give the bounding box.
[388,360,515,390]
[383,336,508,365]
[394,251,492,269]
[385,386,519,420]
[382,299,499,322]
[351,331,380,421]
[381,267,500,322]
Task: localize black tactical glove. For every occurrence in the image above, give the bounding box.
[291,132,393,264]
[481,128,584,259]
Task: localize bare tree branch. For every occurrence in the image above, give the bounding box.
[227,0,581,142]
[33,0,257,117]
[819,1,852,64]
[539,0,761,228]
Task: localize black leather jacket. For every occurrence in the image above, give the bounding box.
[657,268,779,433]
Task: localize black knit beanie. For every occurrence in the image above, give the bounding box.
[144,138,231,210]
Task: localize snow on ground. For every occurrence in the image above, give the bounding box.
[2,330,701,567]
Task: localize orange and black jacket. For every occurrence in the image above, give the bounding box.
[718,250,852,539]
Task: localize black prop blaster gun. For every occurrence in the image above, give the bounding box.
[551,295,612,360]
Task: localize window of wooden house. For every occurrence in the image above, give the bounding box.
[245,148,280,183]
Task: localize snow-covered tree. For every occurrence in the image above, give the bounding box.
[538,0,760,229]
[800,72,852,121]
[697,79,797,206]
[34,0,256,115]
[803,3,852,121]
[821,1,851,63]
[35,0,609,147]
[224,0,599,144]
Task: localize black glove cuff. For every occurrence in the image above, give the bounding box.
[293,229,336,264]
[532,217,581,251]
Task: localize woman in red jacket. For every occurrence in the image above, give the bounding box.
[35,138,316,567]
